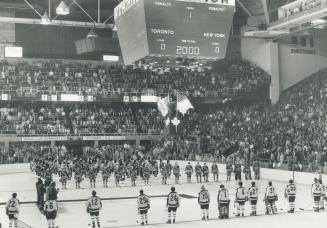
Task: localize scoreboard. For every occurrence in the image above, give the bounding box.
[114,0,235,65]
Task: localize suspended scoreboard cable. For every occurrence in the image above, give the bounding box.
[114,0,235,65]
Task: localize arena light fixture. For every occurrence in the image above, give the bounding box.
[56,1,70,15]
[103,55,119,62]
[86,27,98,38]
[40,11,51,25]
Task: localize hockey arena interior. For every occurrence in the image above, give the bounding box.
[1,0,327,227]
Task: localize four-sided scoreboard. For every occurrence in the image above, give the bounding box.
[114,0,235,65]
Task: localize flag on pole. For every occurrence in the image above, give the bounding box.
[176,91,194,115]
[157,96,169,117]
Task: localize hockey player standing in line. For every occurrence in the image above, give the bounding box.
[253,160,260,180]
[86,190,102,228]
[202,163,209,183]
[264,181,278,214]
[311,178,321,212]
[166,187,180,224]
[234,162,242,181]
[226,162,233,182]
[89,166,97,188]
[114,165,121,187]
[217,184,230,219]
[101,162,110,188]
[318,179,325,210]
[130,166,137,187]
[173,162,181,184]
[248,181,258,216]
[243,162,252,180]
[235,181,247,216]
[59,166,68,190]
[198,185,210,220]
[195,162,202,183]
[284,179,296,213]
[75,167,83,189]
[5,193,20,228]
[167,160,172,178]
[185,162,193,183]
[143,164,151,186]
[161,163,168,185]
[44,198,58,228]
[137,189,150,225]
[211,162,219,182]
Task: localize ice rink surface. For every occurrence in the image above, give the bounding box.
[0,168,326,228]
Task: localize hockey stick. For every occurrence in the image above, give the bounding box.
[299,201,313,211]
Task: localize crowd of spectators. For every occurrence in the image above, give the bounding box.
[278,0,325,20]
[0,59,270,99]
[0,104,70,134]
[0,104,164,135]
[153,68,327,173]
[2,60,327,175]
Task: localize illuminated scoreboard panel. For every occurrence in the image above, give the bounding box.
[114,0,235,64]
[145,0,234,60]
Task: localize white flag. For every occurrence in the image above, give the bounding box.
[157,96,169,117]
[176,91,193,115]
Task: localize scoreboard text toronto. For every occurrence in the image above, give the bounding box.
[114,0,235,65]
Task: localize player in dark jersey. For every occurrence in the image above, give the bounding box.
[195,162,202,183]
[161,164,168,185]
[211,162,219,182]
[101,162,111,188]
[185,162,193,183]
[114,166,121,187]
[143,164,151,186]
[173,162,181,184]
[166,187,180,224]
[226,162,233,182]
[59,167,68,190]
[75,167,83,189]
[202,163,209,183]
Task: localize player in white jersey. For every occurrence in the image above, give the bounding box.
[311,178,321,212]
[86,191,102,228]
[137,189,150,225]
[318,179,325,210]
[235,181,247,216]
[5,193,20,228]
[248,181,258,216]
[217,184,230,219]
[198,185,210,220]
[166,187,180,224]
[264,181,278,214]
[44,199,58,228]
[284,179,296,213]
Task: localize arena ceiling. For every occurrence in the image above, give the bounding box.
[0,0,276,28]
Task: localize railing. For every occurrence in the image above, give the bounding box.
[0,79,270,100]
[0,132,163,137]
